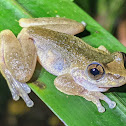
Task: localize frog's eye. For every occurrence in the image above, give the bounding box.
[87,62,105,80]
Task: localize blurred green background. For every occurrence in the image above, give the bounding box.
[0,0,126,126]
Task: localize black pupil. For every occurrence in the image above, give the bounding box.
[90,68,99,76]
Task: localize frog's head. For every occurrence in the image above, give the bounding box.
[71,52,126,92]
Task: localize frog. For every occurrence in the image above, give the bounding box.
[0,17,126,112]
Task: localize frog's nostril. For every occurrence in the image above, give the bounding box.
[120,52,126,68]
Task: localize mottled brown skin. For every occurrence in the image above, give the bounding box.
[0,17,126,112]
[27,26,114,63]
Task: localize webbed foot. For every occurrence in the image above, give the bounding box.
[5,69,34,107]
[80,91,116,113]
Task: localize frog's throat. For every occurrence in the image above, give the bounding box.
[72,76,108,92]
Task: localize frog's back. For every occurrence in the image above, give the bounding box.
[27,27,113,76]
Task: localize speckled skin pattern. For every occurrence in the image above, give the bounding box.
[0,17,126,112]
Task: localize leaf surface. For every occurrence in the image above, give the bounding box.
[0,0,126,126]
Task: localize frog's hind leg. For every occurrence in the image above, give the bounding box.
[0,30,37,107]
[19,17,85,35]
[54,73,116,112]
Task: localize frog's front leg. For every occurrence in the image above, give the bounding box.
[54,74,116,112]
[0,29,37,107]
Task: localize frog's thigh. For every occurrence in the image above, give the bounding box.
[2,29,37,82]
[19,17,85,35]
[98,45,109,53]
[17,28,37,81]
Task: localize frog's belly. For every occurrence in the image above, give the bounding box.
[37,46,71,76]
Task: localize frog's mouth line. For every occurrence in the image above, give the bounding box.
[81,73,125,90]
[98,73,126,88]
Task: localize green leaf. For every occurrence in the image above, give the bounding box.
[0,0,126,126]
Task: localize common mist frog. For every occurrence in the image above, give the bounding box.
[0,17,126,112]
